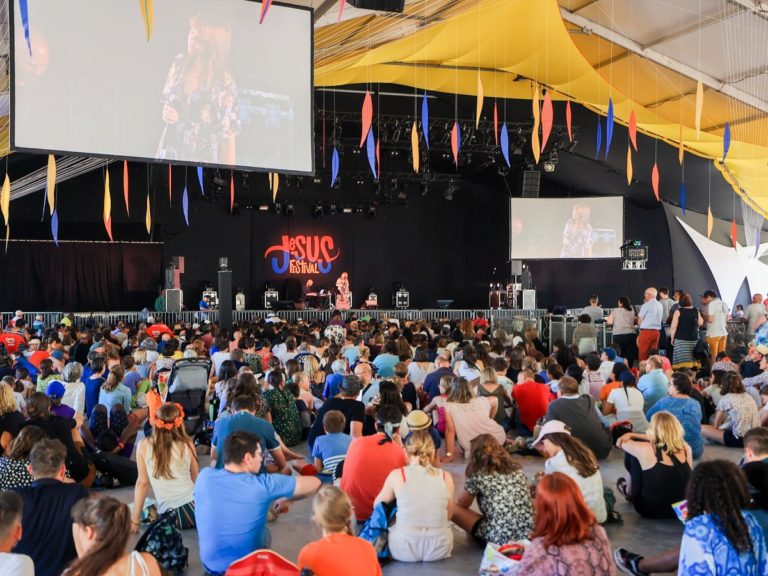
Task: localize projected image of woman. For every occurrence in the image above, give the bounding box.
[561,203,593,258]
[157,13,240,165]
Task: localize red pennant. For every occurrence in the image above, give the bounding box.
[451,122,459,167]
[493,102,499,145]
[629,110,638,151]
[541,92,554,153]
[337,0,345,22]
[376,138,381,179]
[104,217,113,242]
[566,100,573,142]
[230,172,235,213]
[123,160,130,216]
[651,163,660,202]
[731,219,738,248]
[168,164,172,206]
[360,91,373,148]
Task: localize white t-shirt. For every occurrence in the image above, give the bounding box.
[706,299,729,337]
[0,553,34,576]
[544,450,607,523]
[744,303,766,334]
[607,386,649,433]
[211,350,231,375]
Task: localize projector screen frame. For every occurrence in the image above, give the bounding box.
[9,0,316,176]
[509,195,626,261]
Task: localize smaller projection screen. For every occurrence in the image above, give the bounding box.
[510,197,624,259]
[11,0,313,174]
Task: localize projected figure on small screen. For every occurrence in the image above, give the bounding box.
[561,203,593,258]
[157,13,240,165]
[335,272,351,310]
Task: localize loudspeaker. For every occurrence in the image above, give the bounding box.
[522,170,540,198]
[165,289,183,312]
[274,300,295,311]
[348,0,404,13]
[218,269,232,331]
[510,260,523,276]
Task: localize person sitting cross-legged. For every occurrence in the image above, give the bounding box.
[0,491,34,576]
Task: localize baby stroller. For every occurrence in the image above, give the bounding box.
[153,358,211,438]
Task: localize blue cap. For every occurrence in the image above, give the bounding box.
[45,381,65,399]
[602,347,617,361]
[50,350,65,360]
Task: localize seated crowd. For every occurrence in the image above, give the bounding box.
[0,303,766,575]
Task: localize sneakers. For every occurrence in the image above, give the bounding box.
[614,547,648,576]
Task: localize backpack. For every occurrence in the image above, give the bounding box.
[135,510,189,573]
[357,501,397,565]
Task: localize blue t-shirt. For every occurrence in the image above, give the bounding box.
[212,412,280,471]
[372,353,399,378]
[194,468,296,574]
[311,432,352,474]
[84,376,106,417]
[637,370,668,412]
[646,396,703,458]
[98,384,133,413]
[343,347,360,365]
[122,371,142,395]
[323,373,344,399]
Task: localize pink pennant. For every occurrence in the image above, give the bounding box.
[629,110,638,151]
[337,0,345,22]
[566,100,573,142]
[123,160,130,216]
[230,172,235,213]
[493,102,499,146]
[451,122,460,167]
[376,138,381,179]
[651,163,660,202]
[360,91,373,148]
[540,92,553,153]
[731,219,738,248]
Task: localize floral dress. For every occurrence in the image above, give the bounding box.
[264,386,302,447]
[464,470,534,545]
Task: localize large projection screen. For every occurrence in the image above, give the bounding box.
[11,0,313,174]
[510,197,624,259]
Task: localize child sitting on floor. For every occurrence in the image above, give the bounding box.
[294,410,352,480]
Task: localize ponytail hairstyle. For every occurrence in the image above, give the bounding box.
[101,366,125,392]
[465,433,520,477]
[312,485,354,535]
[66,495,131,576]
[405,432,437,475]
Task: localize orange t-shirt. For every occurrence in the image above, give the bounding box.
[599,381,622,403]
[298,533,382,576]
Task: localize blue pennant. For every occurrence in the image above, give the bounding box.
[722,122,731,163]
[182,186,189,226]
[19,0,31,56]
[500,123,510,167]
[51,209,59,246]
[366,129,377,179]
[605,98,614,160]
[680,182,686,215]
[422,93,430,150]
[197,166,204,195]
[331,147,339,188]
[595,118,602,160]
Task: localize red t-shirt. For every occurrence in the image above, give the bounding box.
[146,323,174,340]
[298,533,382,576]
[28,350,51,369]
[340,434,407,521]
[512,380,551,431]
[0,332,26,354]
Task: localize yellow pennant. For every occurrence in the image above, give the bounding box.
[678,124,684,165]
[626,146,633,186]
[145,193,152,235]
[707,206,714,238]
[532,85,541,164]
[103,170,112,224]
[0,173,9,226]
[4,223,8,254]
[411,121,419,173]
[695,81,704,140]
[46,154,56,215]
[139,0,154,41]
[475,73,484,129]
[272,173,280,203]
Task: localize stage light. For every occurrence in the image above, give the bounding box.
[313,175,322,184]
[498,164,509,176]
[329,203,338,216]
[543,160,555,172]
[366,205,377,219]
[274,202,283,215]
[313,204,324,218]
[285,204,295,217]
[342,206,353,214]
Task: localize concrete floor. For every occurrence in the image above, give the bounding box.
[111,441,743,576]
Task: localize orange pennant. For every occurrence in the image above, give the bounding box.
[540,91,553,153]
[629,110,638,151]
[123,160,130,216]
[532,85,540,164]
[475,73,484,129]
[451,122,459,167]
[360,91,373,148]
[493,102,499,145]
[707,206,714,238]
[566,100,573,142]
[145,193,151,235]
[103,170,113,241]
[678,125,684,165]
[46,155,56,216]
[651,163,660,202]
[626,146,633,186]
[411,121,419,173]
[230,172,235,213]
[731,219,738,248]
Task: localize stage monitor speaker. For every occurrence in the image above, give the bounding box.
[348,0,404,13]
[522,170,540,198]
[218,269,233,331]
[510,260,523,276]
[264,290,279,309]
[274,300,295,311]
[522,289,537,310]
[165,289,183,312]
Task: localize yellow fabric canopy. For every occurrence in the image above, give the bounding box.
[315,0,768,217]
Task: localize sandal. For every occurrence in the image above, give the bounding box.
[616,477,631,501]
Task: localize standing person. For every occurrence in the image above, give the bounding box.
[297,486,381,576]
[451,434,534,546]
[517,472,614,575]
[132,403,199,532]
[194,431,320,574]
[701,289,730,365]
[636,288,664,362]
[745,294,767,340]
[582,295,604,324]
[668,293,704,370]
[13,439,88,576]
[607,297,638,368]
[0,491,33,575]
[335,272,351,311]
[67,495,162,576]
[374,434,454,563]
[263,370,302,447]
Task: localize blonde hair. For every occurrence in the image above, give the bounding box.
[132,348,147,365]
[101,366,125,392]
[405,432,437,475]
[312,485,353,535]
[480,367,497,386]
[0,383,16,416]
[647,411,687,455]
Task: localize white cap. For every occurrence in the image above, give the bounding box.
[532,420,571,447]
[147,316,155,324]
[15,310,22,316]
[192,323,201,330]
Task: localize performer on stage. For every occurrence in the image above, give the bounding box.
[335,272,351,310]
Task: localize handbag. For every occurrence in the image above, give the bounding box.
[357,501,397,565]
[135,510,189,574]
[610,420,633,444]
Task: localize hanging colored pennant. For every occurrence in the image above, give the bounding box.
[421,93,430,150]
[722,122,731,163]
[19,0,31,55]
[532,86,540,164]
[411,121,419,173]
[707,206,714,238]
[451,121,460,167]
[51,210,59,247]
[123,160,130,216]
[103,170,113,241]
[475,74,484,129]
[197,166,204,195]
[366,129,377,179]
[566,100,573,143]
[540,91,553,154]
[182,186,189,226]
[651,162,660,201]
[629,110,638,151]
[680,182,686,215]
[678,125,684,165]
[40,189,46,222]
[139,0,154,41]
[731,218,738,248]
[272,174,280,203]
[695,81,704,139]
[500,123,510,167]
[337,0,345,22]
[360,91,373,148]
[331,147,339,188]
[605,98,614,160]
[4,224,8,254]
[0,174,9,226]
[168,164,172,206]
[145,193,152,235]
[626,146,633,186]
[46,155,56,216]
[493,102,499,145]
[259,0,273,24]
[595,118,602,160]
[230,172,235,212]
[376,139,380,180]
